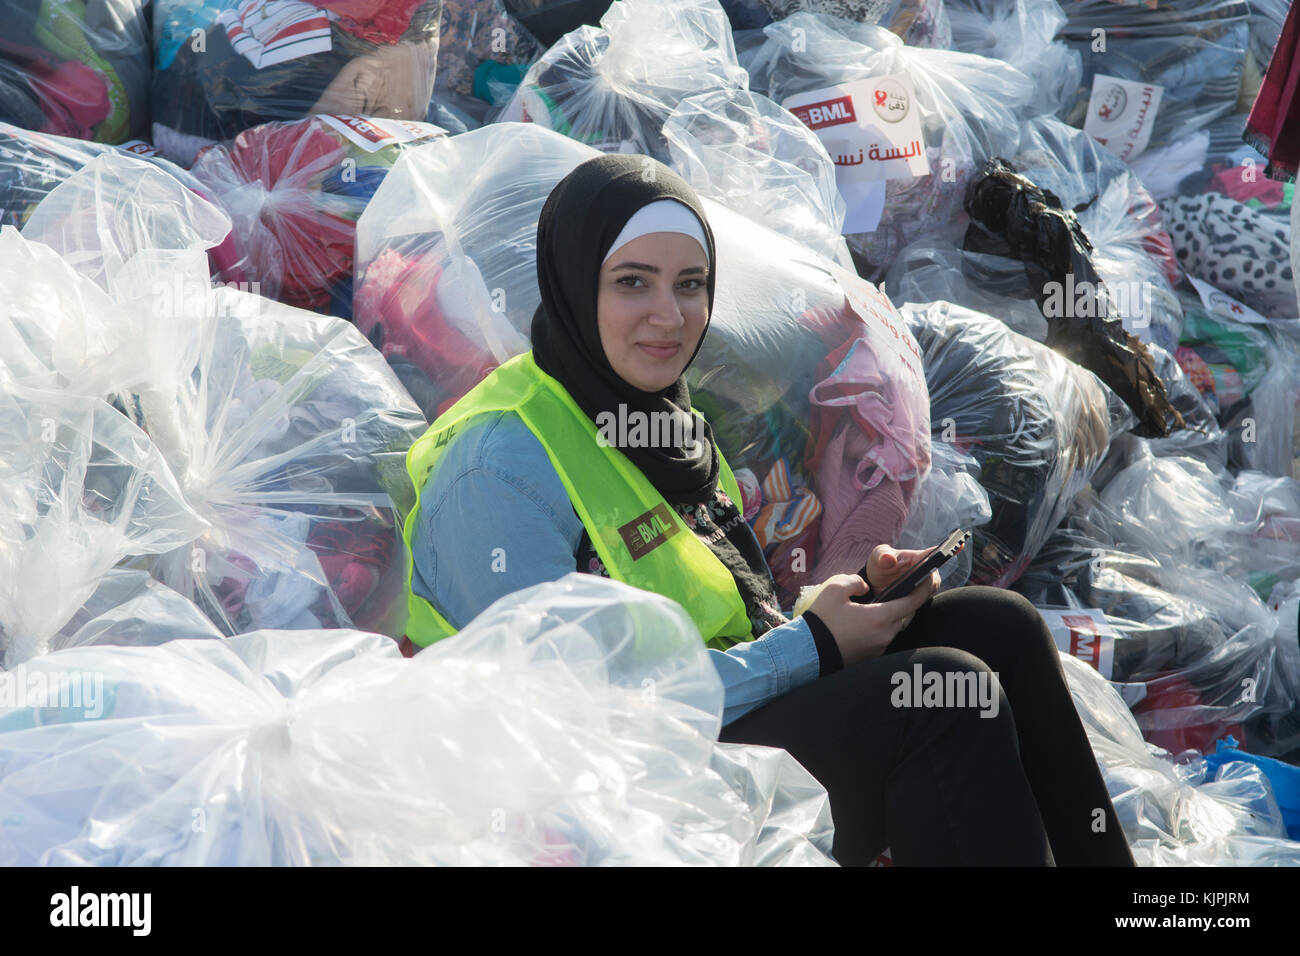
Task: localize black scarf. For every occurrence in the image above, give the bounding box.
[533,155,787,636]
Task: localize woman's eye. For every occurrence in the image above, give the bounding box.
[616,275,644,288]
[679,278,706,291]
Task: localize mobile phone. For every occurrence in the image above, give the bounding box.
[851,529,971,605]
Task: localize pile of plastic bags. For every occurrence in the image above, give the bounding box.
[1,0,1299,867]
[0,575,835,865]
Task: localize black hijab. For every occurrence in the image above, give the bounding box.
[531,154,720,504]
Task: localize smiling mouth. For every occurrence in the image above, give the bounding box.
[637,343,681,359]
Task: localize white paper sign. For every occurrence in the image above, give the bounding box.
[783,75,930,234]
[1189,276,1272,326]
[317,114,445,153]
[1036,607,1117,680]
[1083,74,1163,162]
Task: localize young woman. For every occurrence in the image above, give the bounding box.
[401,153,1135,867]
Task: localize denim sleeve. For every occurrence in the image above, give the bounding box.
[712,617,822,727]
[410,415,585,632]
[410,413,823,722]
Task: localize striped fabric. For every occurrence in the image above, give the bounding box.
[752,458,823,549]
[218,0,336,70]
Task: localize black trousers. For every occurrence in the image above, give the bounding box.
[720,586,1136,867]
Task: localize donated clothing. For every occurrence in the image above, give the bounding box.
[410,411,822,726]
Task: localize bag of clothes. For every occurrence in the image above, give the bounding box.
[1056,0,1250,160]
[497,0,749,160]
[0,0,151,143]
[741,12,1036,279]
[188,114,447,315]
[946,0,1080,118]
[16,151,428,639]
[150,0,444,165]
[662,87,853,269]
[1061,651,1300,863]
[0,575,836,865]
[902,299,1132,588]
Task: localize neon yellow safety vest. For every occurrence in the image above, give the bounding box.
[401,351,753,650]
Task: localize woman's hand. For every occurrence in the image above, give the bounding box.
[807,571,940,668]
[864,544,936,594]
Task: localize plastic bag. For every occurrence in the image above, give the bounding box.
[1057,0,1250,156]
[725,0,954,47]
[435,0,541,108]
[963,157,1184,437]
[19,153,428,639]
[0,122,249,280]
[0,574,836,865]
[355,122,931,608]
[0,384,205,669]
[742,13,1035,279]
[0,0,150,143]
[150,0,445,165]
[188,114,447,315]
[1061,652,1300,862]
[894,438,992,589]
[946,0,1081,117]
[663,88,853,269]
[496,0,749,160]
[901,299,1131,587]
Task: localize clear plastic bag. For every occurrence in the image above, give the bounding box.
[0,574,836,865]
[1019,479,1300,756]
[357,122,931,609]
[742,12,1035,279]
[18,153,428,639]
[663,88,853,269]
[0,0,151,143]
[188,114,447,315]
[1061,652,1300,862]
[0,121,249,280]
[894,438,992,589]
[150,0,445,165]
[731,0,955,48]
[1057,0,1250,155]
[0,384,206,669]
[884,243,1049,340]
[945,0,1081,117]
[902,299,1133,587]
[496,0,748,160]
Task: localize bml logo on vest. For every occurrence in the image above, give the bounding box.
[617,504,680,561]
[790,95,856,130]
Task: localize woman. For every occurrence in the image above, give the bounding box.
[402,154,1135,867]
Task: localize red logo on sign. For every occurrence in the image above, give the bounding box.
[791,95,857,131]
[1062,614,1102,669]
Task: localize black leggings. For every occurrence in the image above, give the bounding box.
[719,586,1135,867]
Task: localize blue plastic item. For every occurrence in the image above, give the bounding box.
[1205,737,1300,841]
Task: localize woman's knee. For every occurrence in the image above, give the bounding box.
[890,646,1015,735]
[939,586,1059,662]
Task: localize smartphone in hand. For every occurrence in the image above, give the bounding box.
[851,530,971,605]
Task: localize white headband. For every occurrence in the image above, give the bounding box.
[602,199,711,266]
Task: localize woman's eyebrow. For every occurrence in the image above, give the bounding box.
[608,262,709,276]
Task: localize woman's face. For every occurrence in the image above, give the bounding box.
[596,231,710,393]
